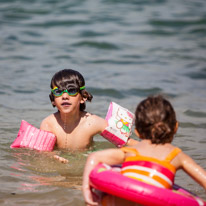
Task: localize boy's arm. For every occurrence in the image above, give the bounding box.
[40,117,53,132]
[91,115,108,134]
[178,152,206,190]
[93,115,138,147]
[40,117,69,164]
[97,102,137,148]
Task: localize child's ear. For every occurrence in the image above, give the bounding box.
[52,101,56,107]
[174,121,179,134]
[134,129,142,139]
[80,97,87,104]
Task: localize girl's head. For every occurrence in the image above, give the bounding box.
[49,69,93,111]
[135,95,177,144]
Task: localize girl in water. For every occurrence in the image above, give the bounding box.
[82,95,206,206]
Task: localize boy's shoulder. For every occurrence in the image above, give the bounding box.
[41,113,56,123]
[40,113,57,131]
[82,112,106,123]
[81,112,107,133]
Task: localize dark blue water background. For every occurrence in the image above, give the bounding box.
[0,0,206,205]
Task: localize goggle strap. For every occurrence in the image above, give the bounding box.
[80,86,85,90]
[51,86,58,92]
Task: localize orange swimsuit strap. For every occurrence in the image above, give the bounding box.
[121,147,182,173]
[121,147,182,162]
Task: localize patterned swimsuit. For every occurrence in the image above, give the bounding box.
[120,147,182,189]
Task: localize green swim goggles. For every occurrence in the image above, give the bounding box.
[51,86,85,97]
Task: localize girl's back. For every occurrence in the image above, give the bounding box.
[121,141,181,189]
[132,140,180,167]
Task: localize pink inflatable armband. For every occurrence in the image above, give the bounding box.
[101,102,134,147]
[10,120,56,151]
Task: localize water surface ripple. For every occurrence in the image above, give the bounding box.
[0,0,206,205]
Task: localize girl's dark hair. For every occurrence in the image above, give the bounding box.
[135,95,177,144]
[49,69,93,111]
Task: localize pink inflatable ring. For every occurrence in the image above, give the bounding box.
[89,163,206,206]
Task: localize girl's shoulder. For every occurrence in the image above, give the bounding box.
[130,141,181,160]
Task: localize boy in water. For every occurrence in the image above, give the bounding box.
[40,69,137,162]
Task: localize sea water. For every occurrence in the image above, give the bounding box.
[0,0,206,205]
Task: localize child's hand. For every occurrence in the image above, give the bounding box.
[83,186,98,206]
[53,155,69,164]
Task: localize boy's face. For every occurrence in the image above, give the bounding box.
[52,85,85,114]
